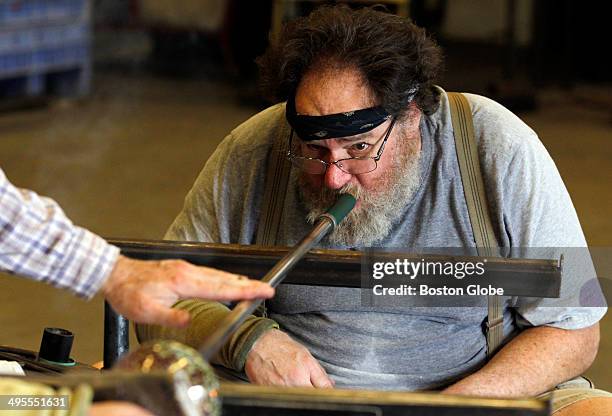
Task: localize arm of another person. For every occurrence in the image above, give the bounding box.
[0,168,273,328]
[443,95,606,397]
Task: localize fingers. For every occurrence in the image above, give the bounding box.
[202,278,274,301]
[173,262,274,301]
[252,360,334,388]
[310,362,335,388]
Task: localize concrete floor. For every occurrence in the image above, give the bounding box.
[0,70,610,390]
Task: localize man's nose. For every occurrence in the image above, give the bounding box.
[324,162,352,190]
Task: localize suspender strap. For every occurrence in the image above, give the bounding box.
[255,115,292,318]
[447,92,504,357]
[256,120,292,246]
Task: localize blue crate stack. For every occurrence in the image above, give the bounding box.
[0,0,91,98]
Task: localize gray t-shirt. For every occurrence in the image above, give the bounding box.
[167,89,606,390]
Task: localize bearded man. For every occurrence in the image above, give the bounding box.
[137,5,611,415]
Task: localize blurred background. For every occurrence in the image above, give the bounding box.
[1,0,610,390]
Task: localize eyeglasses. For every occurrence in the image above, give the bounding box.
[287,117,396,175]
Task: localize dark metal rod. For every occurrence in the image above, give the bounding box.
[264,219,333,287]
[199,218,333,360]
[108,239,562,297]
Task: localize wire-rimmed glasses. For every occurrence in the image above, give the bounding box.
[287,117,396,175]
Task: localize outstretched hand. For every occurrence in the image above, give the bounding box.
[102,255,274,327]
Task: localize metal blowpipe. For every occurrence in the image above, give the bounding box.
[199,193,356,361]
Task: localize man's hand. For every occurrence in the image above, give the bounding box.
[245,329,334,388]
[102,255,274,327]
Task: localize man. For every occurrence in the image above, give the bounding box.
[138,5,611,415]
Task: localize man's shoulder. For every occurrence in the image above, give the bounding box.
[462,92,540,154]
[462,94,562,203]
[225,102,287,152]
[431,90,547,172]
[435,91,547,173]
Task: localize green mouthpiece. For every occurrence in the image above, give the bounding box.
[325,193,357,226]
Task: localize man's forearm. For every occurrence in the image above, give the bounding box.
[136,299,278,370]
[443,324,600,397]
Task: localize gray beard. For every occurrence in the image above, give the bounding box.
[298,140,421,248]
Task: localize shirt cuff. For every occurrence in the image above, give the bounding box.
[233,319,280,372]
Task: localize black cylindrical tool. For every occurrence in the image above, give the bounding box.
[38,327,75,366]
[199,193,356,360]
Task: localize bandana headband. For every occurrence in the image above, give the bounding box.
[285,86,418,141]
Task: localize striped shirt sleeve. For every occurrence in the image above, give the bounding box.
[0,169,120,298]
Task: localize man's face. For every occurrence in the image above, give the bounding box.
[294,66,422,247]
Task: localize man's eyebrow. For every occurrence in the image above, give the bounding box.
[305,133,374,145]
[338,133,373,143]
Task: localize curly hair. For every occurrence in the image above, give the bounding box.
[257,5,444,116]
